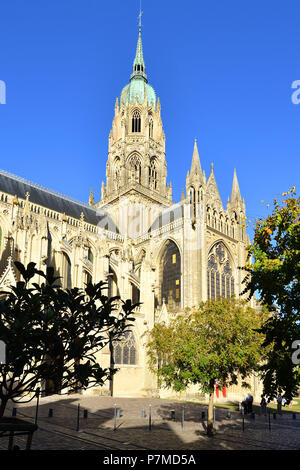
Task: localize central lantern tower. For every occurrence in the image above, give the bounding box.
[96,18,173,236]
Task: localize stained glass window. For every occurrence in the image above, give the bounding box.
[113,331,137,365]
[160,240,181,305]
[207,242,234,300]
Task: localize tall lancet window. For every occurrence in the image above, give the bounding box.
[207,242,234,300]
[149,158,157,190]
[149,118,153,138]
[132,110,141,133]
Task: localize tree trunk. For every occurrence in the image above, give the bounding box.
[207,388,215,436]
[0,397,8,418]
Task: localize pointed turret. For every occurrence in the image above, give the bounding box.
[206,162,223,209]
[228,168,245,215]
[89,188,94,206]
[190,139,202,177]
[180,188,185,201]
[230,168,242,203]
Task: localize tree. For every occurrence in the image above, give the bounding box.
[242,188,300,401]
[146,297,267,436]
[0,262,137,417]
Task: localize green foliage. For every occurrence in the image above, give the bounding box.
[146,297,267,395]
[0,262,137,415]
[242,188,300,400]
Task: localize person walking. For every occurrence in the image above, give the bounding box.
[260,396,267,416]
[248,393,253,414]
[277,394,282,415]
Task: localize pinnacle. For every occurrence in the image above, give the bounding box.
[190,139,201,177]
[231,168,242,203]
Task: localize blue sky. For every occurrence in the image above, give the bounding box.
[0,0,299,241]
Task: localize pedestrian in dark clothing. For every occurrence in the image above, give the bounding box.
[248,393,253,413]
[260,396,267,415]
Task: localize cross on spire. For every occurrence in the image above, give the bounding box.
[138,2,143,29]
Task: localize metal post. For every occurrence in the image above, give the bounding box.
[83,409,88,419]
[181,406,184,430]
[35,388,40,425]
[242,407,244,432]
[76,404,80,432]
[149,404,152,431]
[142,409,146,418]
[268,411,271,431]
[213,406,216,428]
[114,403,117,431]
[48,408,53,418]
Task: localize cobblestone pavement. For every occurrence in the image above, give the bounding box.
[0,395,299,450]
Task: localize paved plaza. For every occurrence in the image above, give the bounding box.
[0,395,299,451]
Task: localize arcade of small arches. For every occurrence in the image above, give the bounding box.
[206,206,245,240]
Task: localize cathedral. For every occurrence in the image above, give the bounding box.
[0,20,260,400]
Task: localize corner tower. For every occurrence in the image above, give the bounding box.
[96,17,172,232]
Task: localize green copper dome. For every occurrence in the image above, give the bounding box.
[121,80,156,106]
[120,22,156,107]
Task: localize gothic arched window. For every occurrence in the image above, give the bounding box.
[87,247,94,264]
[149,118,153,138]
[62,252,72,290]
[113,331,137,365]
[160,240,181,306]
[132,110,141,133]
[207,242,234,300]
[113,157,121,190]
[128,154,141,184]
[83,269,92,286]
[149,158,157,189]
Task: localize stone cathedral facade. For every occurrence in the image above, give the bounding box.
[0,23,261,401]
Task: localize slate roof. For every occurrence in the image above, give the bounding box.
[0,169,118,232]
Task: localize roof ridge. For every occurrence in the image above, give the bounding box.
[0,168,96,211]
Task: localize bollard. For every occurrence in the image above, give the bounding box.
[149,404,152,431]
[116,408,121,418]
[35,388,40,425]
[268,411,271,431]
[12,408,17,417]
[114,404,117,432]
[201,411,205,420]
[48,408,53,418]
[170,410,175,421]
[142,409,146,419]
[76,404,80,432]
[181,406,184,431]
[83,409,88,419]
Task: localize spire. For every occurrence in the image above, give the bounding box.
[230,168,242,203]
[131,8,147,82]
[180,188,185,201]
[206,162,223,209]
[190,139,202,177]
